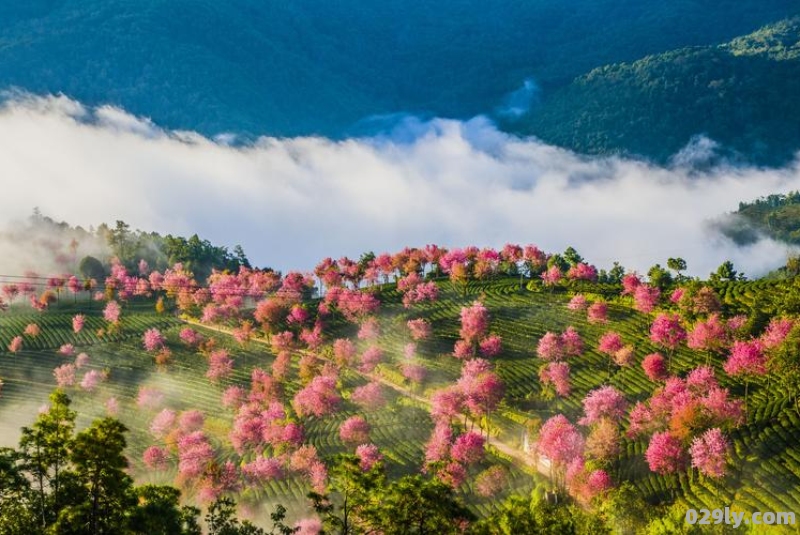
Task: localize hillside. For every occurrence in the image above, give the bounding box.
[521,17,800,166]
[2,244,800,532]
[0,1,796,139]
[712,191,800,254]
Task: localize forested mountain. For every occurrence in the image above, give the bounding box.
[0,1,796,141]
[521,18,800,165]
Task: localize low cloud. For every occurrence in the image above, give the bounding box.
[1,93,799,277]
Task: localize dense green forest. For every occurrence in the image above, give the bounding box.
[0,1,796,141]
[521,18,800,165]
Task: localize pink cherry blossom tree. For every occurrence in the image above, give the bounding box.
[143,445,170,470]
[587,301,609,324]
[339,416,371,446]
[150,408,177,438]
[359,346,383,373]
[54,363,76,388]
[142,328,166,352]
[645,431,687,474]
[350,382,387,411]
[536,414,585,484]
[650,313,687,369]
[137,387,165,410]
[580,386,628,426]
[292,375,341,418]
[72,314,86,334]
[103,300,121,324]
[407,318,432,341]
[539,362,571,398]
[450,431,485,465]
[206,349,234,382]
[723,339,766,405]
[474,465,508,497]
[537,332,564,361]
[355,443,383,471]
[7,336,22,353]
[689,427,729,478]
[642,353,668,382]
[567,294,588,311]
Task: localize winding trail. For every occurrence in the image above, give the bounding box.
[184,319,554,479]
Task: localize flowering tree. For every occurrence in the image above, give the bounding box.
[179,327,204,347]
[357,317,380,340]
[359,346,383,373]
[566,263,598,282]
[761,317,794,349]
[79,369,105,391]
[292,376,341,418]
[142,328,166,352]
[137,387,165,410]
[401,363,427,385]
[72,314,86,334]
[687,314,728,364]
[598,332,624,355]
[650,313,686,369]
[539,362,571,398]
[689,427,729,478]
[479,335,502,358]
[633,284,660,314]
[242,456,286,484]
[536,414,584,483]
[350,382,387,411]
[339,416,371,446]
[355,443,383,471]
[407,318,432,341]
[177,431,215,481]
[561,327,584,357]
[621,273,641,295]
[587,302,609,324]
[333,338,357,366]
[450,431,485,465]
[143,445,170,470]
[149,408,177,438]
[475,465,508,497]
[457,301,489,356]
[585,419,620,461]
[580,386,628,426]
[723,339,767,405]
[54,363,76,388]
[179,410,205,432]
[541,265,563,287]
[8,335,23,353]
[207,349,234,382]
[537,332,564,361]
[642,353,668,382]
[424,421,453,465]
[74,353,89,369]
[103,300,121,324]
[567,294,588,311]
[645,431,687,474]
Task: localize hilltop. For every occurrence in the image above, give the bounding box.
[521,18,800,166]
[2,241,800,532]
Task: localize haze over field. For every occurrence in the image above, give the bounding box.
[0,94,798,278]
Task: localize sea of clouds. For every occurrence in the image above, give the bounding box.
[1,92,799,278]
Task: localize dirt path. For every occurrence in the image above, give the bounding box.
[183,319,553,479]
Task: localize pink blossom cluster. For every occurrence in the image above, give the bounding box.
[350,382,387,411]
[539,362,571,397]
[292,375,341,418]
